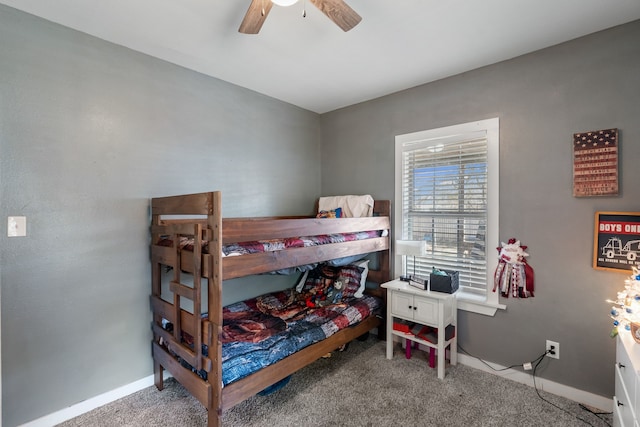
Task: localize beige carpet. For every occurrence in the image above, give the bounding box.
[58,337,612,426]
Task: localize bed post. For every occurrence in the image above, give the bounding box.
[208,191,223,427]
[151,209,165,391]
[373,199,391,341]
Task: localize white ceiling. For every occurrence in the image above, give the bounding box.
[2,0,640,113]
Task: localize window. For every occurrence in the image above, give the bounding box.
[394,118,503,315]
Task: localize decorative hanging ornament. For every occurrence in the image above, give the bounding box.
[493,238,534,298]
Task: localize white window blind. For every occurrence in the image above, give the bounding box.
[400,134,488,290]
[395,118,500,312]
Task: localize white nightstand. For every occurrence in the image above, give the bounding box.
[382,278,458,379]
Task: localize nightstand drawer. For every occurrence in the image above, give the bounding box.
[413,295,438,324]
[390,291,415,319]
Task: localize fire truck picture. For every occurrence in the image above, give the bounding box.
[602,237,640,261]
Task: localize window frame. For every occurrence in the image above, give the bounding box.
[394,118,504,316]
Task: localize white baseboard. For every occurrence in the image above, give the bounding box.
[457,353,613,412]
[20,350,612,426]
[19,373,168,427]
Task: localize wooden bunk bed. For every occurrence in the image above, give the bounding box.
[150,191,391,427]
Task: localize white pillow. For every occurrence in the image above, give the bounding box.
[351,259,370,298]
[295,270,310,293]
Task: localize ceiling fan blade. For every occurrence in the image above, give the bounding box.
[239,0,273,34]
[309,0,362,32]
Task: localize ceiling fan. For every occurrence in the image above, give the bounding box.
[239,0,362,34]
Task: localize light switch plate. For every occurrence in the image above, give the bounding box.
[8,216,26,237]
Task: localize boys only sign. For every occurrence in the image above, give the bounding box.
[594,212,640,272]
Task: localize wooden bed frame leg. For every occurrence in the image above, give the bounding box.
[154,360,164,391]
[378,319,386,341]
[208,409,222,427]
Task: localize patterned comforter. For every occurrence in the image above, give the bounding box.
[221,289,381,386]
[222,230,382,257]
[173,289,381,386]
[159,230,384,273]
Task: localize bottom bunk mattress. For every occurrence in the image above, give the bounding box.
[164,262,382,386]
[220,290,381,386]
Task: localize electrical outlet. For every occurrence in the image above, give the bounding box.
[546,340,559,359]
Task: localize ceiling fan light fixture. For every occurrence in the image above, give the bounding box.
[239,0,361,34]
[272,0,299,6]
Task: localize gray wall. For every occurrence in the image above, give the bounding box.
[321,21,640,399]
[0,5,321,427]
[2,2,640,425]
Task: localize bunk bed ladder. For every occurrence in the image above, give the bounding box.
[168,224,203,371]
[149,191,222,427]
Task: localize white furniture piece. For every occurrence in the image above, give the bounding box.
[614,331,640,427]
[382,278,457,379]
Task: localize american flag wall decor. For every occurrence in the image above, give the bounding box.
[573,128,619,197]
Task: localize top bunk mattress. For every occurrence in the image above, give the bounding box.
[160,229,385,256]
[158,228,388,275]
